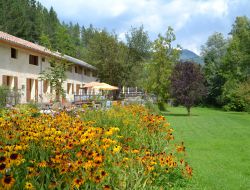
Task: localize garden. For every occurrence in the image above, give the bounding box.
[0,104,192,189]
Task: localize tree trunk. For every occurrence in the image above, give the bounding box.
[187,107,191,116]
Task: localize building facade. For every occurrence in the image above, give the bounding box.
[0,31,98,104]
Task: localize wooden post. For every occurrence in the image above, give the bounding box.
[35,79,38,102]
[26,78,31,102]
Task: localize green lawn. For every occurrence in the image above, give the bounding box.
[162,107,250,190]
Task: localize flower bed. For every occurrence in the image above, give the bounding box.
[0,105,191,189]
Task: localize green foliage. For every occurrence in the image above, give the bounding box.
[54,25,76,55]
[222,78,250,112]
[224,16,250,81]
[201,32,228,106]
[201,16,250,111]
[84,26,151,88]
[86,30,125,87]
[236,79,250,112]
[15,102,39,112]
[40,58,70,102]
[0,86,9,108]
[124,26,151,86]
[143,27,180,102]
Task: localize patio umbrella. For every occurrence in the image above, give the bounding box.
[93,83,119,90]
[81,81,102,88]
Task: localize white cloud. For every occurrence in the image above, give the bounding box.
[39,0,247,53]
[118,32,126,42]
[40,0,231,29]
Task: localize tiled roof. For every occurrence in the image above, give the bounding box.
[0,31,96,70]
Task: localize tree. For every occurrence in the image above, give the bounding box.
[170,61,206,115]
[201,32,228,106]
[124,26,151,86]
[54,25,75,55]
[87,30,126,88]
[224,16,250,81]
[40,58,70,102]
[144,27,179,102]
[219,16,250,111]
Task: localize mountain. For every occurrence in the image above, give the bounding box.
[180,49,204,65]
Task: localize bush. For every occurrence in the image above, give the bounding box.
[157,101,167,111]
[0,86,9,108]
[144,101,161,114]
[222,79,250,112]
[0,105,192,189]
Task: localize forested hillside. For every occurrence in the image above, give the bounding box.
[0,0,89,59]
[0,0,153,88]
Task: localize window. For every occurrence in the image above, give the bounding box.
[78,67,82,74]
[76,84,81,95]
[67,83,72,94]
[29,55,38,66]
[43,80,48,93]
[67,66,72,73]
[41,57,45,62]
[84,69,91,76]
[11,48,17,59]
[74,66,82,74]
[2,75,18,89]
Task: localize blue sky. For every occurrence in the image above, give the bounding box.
[39,0,250,55]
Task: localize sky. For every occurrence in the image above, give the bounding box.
[39,0,250,55]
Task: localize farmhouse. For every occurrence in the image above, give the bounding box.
[0,31,98,104]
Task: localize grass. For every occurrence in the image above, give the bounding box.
[162,107,250,190]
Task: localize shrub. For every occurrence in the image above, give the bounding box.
[0,86,9,108]
[221,79,250,112]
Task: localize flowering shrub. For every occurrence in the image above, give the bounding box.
[0,105,192,189]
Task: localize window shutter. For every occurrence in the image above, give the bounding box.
[67,83,70,94]
[43,80,47,93]
[72,84,74,94]
[35,79,38,102]
[14,77,18,90]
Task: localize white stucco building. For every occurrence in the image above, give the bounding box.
[0,31,98,104]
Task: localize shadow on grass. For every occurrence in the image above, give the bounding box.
[226,112,249,115]
[162,112,199,117]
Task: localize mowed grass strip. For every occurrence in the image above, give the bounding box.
[162,107,250,190]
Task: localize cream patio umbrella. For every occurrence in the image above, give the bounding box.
[93,83,119,90]
[82,81,103,88]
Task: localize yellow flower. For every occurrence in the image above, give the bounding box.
[132,149,140,154]
[113,145,122,153]
[37,161,47,168]
[25,182,35,190]
[1,175,15,189]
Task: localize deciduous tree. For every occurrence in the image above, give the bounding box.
[144,27,179,102]
[170,61,206,115]
[201,32,228,105]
